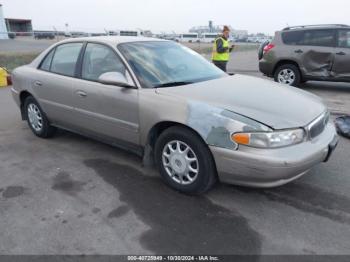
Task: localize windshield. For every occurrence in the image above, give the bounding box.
[118,41,226,88]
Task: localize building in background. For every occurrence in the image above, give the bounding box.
[189,21,248,40]
[5,18,32,36]
[0,4,8,39]
[106,29,153,37]
[231,29,249,40]
[189,21,222,35]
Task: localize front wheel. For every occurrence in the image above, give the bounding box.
[24,96,56,138]
[274,64,301,87]
[155,126,217,194]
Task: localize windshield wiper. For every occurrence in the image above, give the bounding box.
[153,81,193,88]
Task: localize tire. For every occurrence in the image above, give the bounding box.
[155,126,217,194]
[24,96,56,138]
[274,64,301,87]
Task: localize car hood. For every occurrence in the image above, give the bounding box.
[156,74,326,129]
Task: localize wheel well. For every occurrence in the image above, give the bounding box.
[273,60,302,77]
[20,91,32,103]
[19,91,32,119]
[143,121,218,179]
[147,121,206,150]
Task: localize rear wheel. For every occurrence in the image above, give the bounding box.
[155,126,217,194]
[24,96,56,138]
[274,64,301,87]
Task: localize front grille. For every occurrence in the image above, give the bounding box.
[308,112,329,139]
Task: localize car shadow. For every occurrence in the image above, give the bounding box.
[83,158,262,255]
[300,81,350,92]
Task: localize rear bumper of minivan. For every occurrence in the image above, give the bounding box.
[210,123,338,188]
[259,59,274,76]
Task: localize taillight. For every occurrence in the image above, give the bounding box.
[7,75,12,86]
[263,44,275,54]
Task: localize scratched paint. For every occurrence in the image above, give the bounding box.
[187,101,271,150]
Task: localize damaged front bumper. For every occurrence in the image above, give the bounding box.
[210,123,338,188]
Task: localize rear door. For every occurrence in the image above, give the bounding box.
[332,29,350,80]
[33,42,84,127]
[72,42,140,144]
[283,29,336,78]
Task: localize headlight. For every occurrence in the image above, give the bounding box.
[231,128,305,148]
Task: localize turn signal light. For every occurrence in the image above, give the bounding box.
[231,133,250,145]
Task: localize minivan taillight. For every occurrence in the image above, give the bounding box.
[263,44,275,54]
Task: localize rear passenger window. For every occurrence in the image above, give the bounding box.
[282,31,305,45]
[50,43,83,77]
[301,30,335,47]
[82,43,127,81]
[40,49,55,71]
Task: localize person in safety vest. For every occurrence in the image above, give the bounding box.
[212,25,235,72]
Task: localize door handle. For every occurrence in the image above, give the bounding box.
[76,90,87,97]
[34,81,42,87]
[294,49,303,54]
[336,51,346,55]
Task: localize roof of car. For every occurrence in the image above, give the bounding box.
[59,36,167,45]
[282,24,350,31]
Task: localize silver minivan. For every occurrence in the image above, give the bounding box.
[259,24,350,86]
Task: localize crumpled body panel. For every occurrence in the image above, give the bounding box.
[186,101,271,150]
[301,50,334,78]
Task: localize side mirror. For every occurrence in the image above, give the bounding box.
[98,72,136,88]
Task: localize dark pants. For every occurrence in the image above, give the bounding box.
[213,61,228,72]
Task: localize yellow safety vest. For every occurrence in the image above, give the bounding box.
[212,37,230,62]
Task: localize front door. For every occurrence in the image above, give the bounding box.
[72,43,139,145]
[332,29,350,81]
[292,29,336,79]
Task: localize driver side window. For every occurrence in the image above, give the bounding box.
[82,43,127,82]
[338,30,350,48]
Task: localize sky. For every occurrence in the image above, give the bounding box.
[0,0,349,35]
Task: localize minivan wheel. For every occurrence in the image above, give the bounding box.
[274,64,301,87]
[155,126,217,194]
[24,96,56,138]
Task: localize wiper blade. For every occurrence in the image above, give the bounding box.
[154,81,193,88]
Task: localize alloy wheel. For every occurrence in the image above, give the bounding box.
[278,69,296,85]
[162,140,199,185]
[27,103,43,132]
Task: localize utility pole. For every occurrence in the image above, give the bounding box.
[65,23,69,37]
[53,26,58,41]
